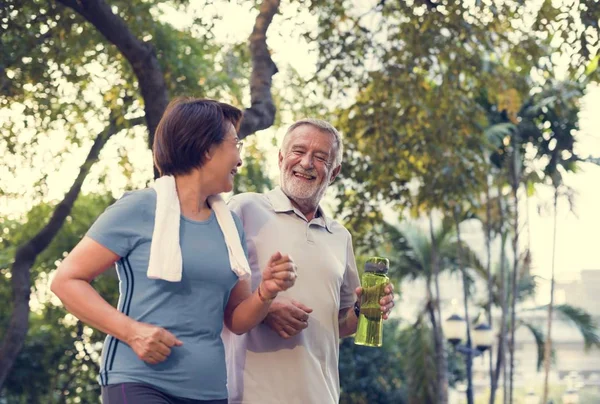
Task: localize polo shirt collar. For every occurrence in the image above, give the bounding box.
[266,187,333,233]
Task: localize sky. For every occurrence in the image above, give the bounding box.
[2,1,599,292]
[526,85,600,283]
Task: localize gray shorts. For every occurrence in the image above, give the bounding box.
[101,382,227,404]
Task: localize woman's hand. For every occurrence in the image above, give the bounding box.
[259,252,297,300]
[126,321,183,365]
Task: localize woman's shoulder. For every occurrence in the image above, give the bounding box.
[106,188,157,219]
[119,187,157,204]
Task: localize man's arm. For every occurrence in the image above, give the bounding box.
[338,233,361,337]
[263,297,313,339]
[339,305,359,338]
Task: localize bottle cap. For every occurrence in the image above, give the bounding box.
[364,257,389,274]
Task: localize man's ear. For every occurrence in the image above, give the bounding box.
[329,164,342,184]
[278,149,283,168]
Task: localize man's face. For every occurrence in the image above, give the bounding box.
[278,125,341,211]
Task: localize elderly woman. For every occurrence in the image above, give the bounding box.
[51,98,297,404]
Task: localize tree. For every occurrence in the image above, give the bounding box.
[529,80,588,404]
[339,319,408,404]
[383,218,484,403]
[0,193,119,403]
[476,261,600,373]
[0,123,124,391]
[233,137,274,194]
[311,0,599,256]
[482,77,591,402]
[339,318,465,404]
[0,0,281,390]
[309,2,597,396]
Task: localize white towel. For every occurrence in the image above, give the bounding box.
[147,175,251,282]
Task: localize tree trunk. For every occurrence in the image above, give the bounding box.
[56,0,169,153]
[425,276,446,404]
[56,0,280,170]
[429,214,448,404]
[454,207,474,404]
[0,120,123,390]
[239,0,280,139]
[492,231,508,404]
[491,186,508,403]
[541,188,559,403]
[484,175,495,404]
[508,142,521,404]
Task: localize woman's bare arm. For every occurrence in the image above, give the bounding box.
[224,252,297,335]
[51,237,182,364]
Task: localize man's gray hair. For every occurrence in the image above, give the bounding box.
[281,118,344,167]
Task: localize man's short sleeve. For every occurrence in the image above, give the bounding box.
[231,211,248,259]
[340,233,361,309]
[86,191,151,257]
[227,195,244,219]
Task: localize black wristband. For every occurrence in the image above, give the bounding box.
[353,301,360,318]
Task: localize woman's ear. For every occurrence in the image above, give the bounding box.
[205,146,215,161]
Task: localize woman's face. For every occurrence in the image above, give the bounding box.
[205,122,243,194]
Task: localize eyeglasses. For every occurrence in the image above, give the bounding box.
[236,140,244,152]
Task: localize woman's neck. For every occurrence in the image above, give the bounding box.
[175,172,213,221]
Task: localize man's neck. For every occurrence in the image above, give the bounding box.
[288,197,319,221]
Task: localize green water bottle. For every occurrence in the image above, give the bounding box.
[354,257,389,347]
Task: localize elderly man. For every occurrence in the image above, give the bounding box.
[222,119,395,404]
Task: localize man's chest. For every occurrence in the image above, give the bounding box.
[245,213,348,307]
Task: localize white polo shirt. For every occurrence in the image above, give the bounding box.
[222,187,361,404]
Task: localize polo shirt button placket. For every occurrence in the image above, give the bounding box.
[306,222,314,244]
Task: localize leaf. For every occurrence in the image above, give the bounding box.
[554,304,600,350]
[518,320,546,371]
[585,54,600,77]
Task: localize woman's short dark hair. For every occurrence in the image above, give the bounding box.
[153,97,243,176]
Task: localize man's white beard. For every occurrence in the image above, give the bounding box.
[280,171,328,212]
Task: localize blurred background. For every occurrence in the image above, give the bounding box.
[1,0,599,403]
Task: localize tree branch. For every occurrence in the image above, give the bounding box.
[238,0,280,139]
[55,0,168,151]
[0,115,141,391]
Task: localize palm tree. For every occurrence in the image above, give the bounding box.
[474,259,600,399]
[475,119,518,404]
[478,77,587,402]
[541,183,559,404]
[384,217,485,403]
[452,206,477,404]
[514,78,586,404]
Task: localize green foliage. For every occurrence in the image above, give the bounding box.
[382,220,484,295]
[518,320,546,371]
[554,304,600,350]
[1,0,252,204]
[233,137,274,194]
[1,193,115,280]
[3,298,116,404]
[0,193,118,403]
[306,1,598,246]
[399,319,437,404]
[340,318,465,404]
[1,0,235,109]
[339,319,407,404]
[520,80,585,182]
